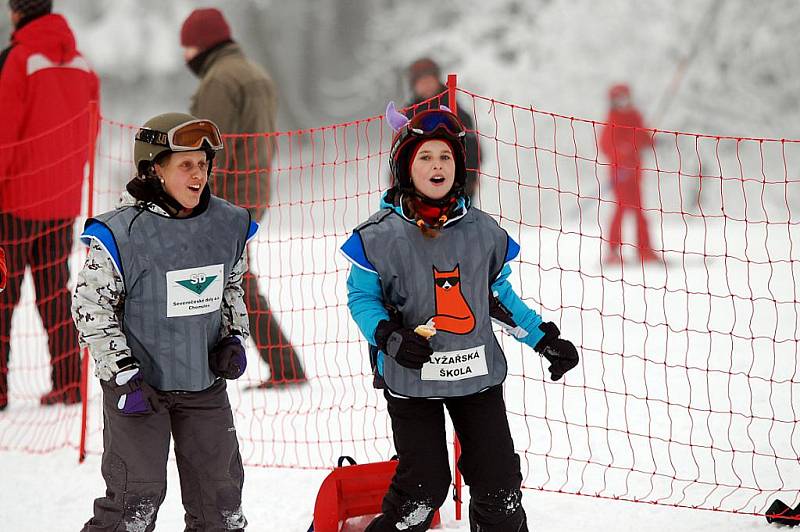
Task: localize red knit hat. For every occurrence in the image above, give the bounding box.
[180,8,232,51]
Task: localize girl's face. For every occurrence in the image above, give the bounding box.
[155,151,208,211]
[410,139,455,201]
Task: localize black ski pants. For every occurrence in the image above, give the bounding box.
[366,385,528,532]
[0,214,81,402]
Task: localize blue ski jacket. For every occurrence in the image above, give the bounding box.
[340,191,545,378]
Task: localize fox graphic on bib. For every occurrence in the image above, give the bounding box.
[427,265,476,335]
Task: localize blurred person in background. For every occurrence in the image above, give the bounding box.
[405,57,482,198]
[0,0,99,409]
[73,114,252,531]
[599,83,658,264]
[180,7,306,389]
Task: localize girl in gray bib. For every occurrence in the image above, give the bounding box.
[72,114,255,531]
[341,104,580,531]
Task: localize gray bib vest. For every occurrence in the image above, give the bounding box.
[357,207,510,398]
[92,196,250,391]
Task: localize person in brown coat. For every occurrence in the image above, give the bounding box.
[180,8,305,388]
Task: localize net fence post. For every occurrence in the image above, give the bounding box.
[78,100,99,464]
[446,72,464,522]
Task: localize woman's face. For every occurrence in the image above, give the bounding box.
[409,139,455,201]
[155,151,208,211]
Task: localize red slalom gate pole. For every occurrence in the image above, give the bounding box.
[446,73,464,522]
[79,100,99,463]
[447,74,458,113]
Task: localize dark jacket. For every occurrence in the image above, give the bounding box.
[0,13,100,220]
[190,42,277,220]
[406,86,481,195]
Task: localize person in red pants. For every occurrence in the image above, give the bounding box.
[599,84,658,264]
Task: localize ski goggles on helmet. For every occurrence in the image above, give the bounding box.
[406,109,466,139]
[135,120,224,152]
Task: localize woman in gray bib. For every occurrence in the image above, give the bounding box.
[341,104,580,531]
[72,114,256,531]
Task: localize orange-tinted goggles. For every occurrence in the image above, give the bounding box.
[136,120,223,152]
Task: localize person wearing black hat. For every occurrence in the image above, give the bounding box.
[0,0,99,409]
[180,7,307,389]
[340,104,580,531]
[405,57,482,198]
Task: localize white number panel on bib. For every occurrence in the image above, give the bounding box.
[421,345,489,381]
[166,264,224,317]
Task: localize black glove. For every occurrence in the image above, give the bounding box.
[209,335,247,380]
[534,322,579,381]
[374,319,433,370]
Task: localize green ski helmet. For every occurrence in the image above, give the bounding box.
[133,112,224,177]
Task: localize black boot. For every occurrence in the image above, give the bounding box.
[469,487,528,532]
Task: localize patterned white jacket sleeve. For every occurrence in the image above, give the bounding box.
[221,251,251,339]
[71,242,251,381]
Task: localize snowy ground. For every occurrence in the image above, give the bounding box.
[4,448,759,531]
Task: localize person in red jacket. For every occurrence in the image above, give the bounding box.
[0,0,100,410]
[599,84,657,264]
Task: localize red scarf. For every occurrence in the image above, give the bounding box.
[410,195,457,227]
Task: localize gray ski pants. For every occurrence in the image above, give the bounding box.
[82,378,246,532]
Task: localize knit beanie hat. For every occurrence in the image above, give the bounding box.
[180,8,232,52]
[8,0,52,17]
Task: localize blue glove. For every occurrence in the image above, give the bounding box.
[113,367,154,416]
[210,335,247,379]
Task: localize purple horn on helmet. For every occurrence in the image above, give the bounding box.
[439,105,452,113]
[385,101,410,132]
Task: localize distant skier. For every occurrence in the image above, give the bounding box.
[599,83,658,264]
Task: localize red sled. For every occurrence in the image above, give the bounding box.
[309,456,441,532]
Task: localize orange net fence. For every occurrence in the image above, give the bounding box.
[1,88,799,518]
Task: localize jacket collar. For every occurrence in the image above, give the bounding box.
[379,189,468,227]
[188,40,239,77]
